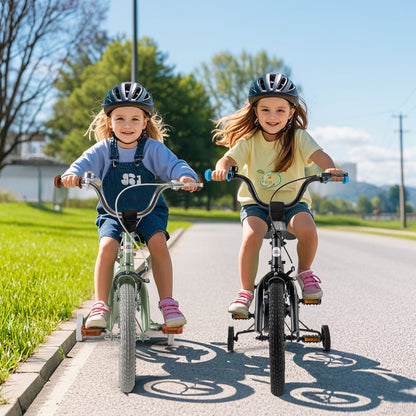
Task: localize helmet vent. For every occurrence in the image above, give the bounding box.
[131,85,142,100]
[124,83,131,96]
[276,76,287,91]
[113,87,121,100]
[257,78,266,91]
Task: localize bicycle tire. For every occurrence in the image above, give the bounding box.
[269,279,285,396]
[119,282,136,393]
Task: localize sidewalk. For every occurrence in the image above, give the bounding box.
[0,229,185,416]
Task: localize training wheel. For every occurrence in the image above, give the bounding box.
[227,326,235,352]
[321,324,331,351]
[76,314,84,342]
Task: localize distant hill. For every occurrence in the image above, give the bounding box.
[309,181,416,208]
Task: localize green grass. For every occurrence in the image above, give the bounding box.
[0,203,190,385]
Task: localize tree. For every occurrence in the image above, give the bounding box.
[0,0,108,171]
[197,50,291,118]
[356,194,373,216]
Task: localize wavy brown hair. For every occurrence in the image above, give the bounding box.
[213,97,308,172]
[86,109,169,143]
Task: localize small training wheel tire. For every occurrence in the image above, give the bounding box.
[321,324,331,351]
[76,314,84,342]
[227,326,235,352]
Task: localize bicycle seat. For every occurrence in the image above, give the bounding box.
[264,228,296,240]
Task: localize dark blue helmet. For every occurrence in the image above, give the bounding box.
[248,73,299,107]
[103,82,154,116]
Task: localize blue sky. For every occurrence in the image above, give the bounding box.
[106,0,416,187]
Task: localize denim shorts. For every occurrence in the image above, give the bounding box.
[96,206,170,244]
[240,202,312,227]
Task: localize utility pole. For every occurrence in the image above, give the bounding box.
[131,0,138,82]
[393,113,407,228]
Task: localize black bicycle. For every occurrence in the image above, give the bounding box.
[205,166,348,396]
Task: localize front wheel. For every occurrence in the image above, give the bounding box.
[119,283,137,393]
[269,279,285,396]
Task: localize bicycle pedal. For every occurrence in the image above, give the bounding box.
[302,335,320,343]
[300,298,321,305]
[162,324,183,334]
[80,326,104,337]
[232,313,253,320]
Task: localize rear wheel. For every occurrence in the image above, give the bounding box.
[119,283,136,393]
[269,279,285,396]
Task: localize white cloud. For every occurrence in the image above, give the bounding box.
[310,126,372,146]
[309,125,416,187]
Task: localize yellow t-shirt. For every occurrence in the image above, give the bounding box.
[224,129,322,208]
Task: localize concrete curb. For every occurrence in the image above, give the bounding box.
[0,228,186,416]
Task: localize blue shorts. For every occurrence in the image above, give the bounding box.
[240,202,312,227]
[96,206,170,244]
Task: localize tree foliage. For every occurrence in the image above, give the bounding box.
[197,50,291,118]
[0,0,109,171]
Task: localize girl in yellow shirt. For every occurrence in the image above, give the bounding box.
[210,72,344,316]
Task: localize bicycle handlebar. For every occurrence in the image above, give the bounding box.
[205,166,348,209]
[54,172,203,218]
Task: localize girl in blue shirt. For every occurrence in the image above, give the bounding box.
[61,82,198,329]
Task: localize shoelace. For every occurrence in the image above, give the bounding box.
[89,302,110,318]
[160,301,182,318]
[300,272,321,288]
[234,291,252,305]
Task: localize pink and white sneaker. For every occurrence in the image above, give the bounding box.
[85,301,111,329]
[228,289,253,316]
[297,270,323,300]
[159,297,186,327]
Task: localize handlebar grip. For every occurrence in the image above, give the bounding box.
[53,175,82,188]
[54,175,62,188]
[327,173,349,184]
[204,169,232,182]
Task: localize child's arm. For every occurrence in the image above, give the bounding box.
[310,150,345,182]
[210,156,237,181]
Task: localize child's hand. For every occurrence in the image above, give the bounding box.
[325,168,345,182]
[210,169,229,181]
[61,174,81,188]
[179,176,198,192]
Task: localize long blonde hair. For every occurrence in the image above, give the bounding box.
[213,98,309,172]
[86,109,169,143]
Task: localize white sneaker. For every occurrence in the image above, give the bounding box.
[85,301,110,329]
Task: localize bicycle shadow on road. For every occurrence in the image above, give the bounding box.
[133,337,269,403]
[282,342,416,412]
[131,337,416,409]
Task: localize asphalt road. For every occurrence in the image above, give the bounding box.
[24,223,416,415]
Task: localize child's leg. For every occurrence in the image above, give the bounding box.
[147,231,186,327]
[287,211,318,272]
[239,215,268,291]
[86,236,118,328]
[146,231,173,300]
[287,211,322,299]
[94,236,119,302]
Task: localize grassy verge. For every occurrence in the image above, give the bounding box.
[0,203,190,385]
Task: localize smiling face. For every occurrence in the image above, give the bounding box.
[255,97,295,141]
[110,106,148,148]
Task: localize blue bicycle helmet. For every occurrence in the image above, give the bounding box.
[248,73,299,107]
[103,82,154,116]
